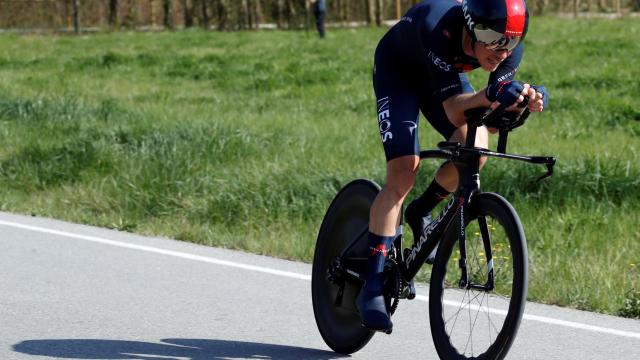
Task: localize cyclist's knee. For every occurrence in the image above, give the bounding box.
[476,126,489,168]
[479,156,488,168]
[449,126,489,168]
[385,155,419,199]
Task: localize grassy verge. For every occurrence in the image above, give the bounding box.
[0,17,638,317]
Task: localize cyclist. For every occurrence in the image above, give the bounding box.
[357,0,549,332]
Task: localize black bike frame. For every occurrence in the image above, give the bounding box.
[402,145,481,282]
[336,106,555,287]
[401,111,555,284]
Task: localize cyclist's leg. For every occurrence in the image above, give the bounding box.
[369,155,419,236]
[357,43,420,331]
[416,73,486,197]
[404,74,486,256]
[434,124,489,191]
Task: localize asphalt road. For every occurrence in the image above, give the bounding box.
[1,211,639,359]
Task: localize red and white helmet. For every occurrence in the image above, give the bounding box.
[462,0,529,51]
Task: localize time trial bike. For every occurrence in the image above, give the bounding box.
[311,104,556,359]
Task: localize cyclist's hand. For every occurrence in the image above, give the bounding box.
[526,85,548,112]
[486,80,526,110]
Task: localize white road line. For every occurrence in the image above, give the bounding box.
[1,218,639,340]
[0,220,310,281]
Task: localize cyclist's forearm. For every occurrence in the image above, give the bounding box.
[442,91,492,127]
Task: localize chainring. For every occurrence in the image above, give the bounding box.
[383,258,402,316]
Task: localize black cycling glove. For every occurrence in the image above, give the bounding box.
[485,80,524,107]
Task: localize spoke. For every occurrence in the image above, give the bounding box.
[446,289,484,333]
[474,292,507,336]
[480,292,502,344]
[444,215,519,357]
[464,291,488,355]
[487,293,493,345]
[463,289,473,355]
[445,289,469,335]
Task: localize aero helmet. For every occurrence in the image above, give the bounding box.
[461,0,529,51]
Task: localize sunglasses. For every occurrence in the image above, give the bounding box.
[474,26,521,51]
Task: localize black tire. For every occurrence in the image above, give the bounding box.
[311,179,379,354]
[429,192,528,360]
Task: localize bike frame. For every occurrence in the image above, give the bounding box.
[337,107,556,289]
[401,111,555,285]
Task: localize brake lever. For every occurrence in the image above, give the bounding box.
[536,157,556,182]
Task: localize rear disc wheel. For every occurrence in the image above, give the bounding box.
[312,179,380,354]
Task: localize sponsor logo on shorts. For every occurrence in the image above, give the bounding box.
[402,120,417,136]
[377,97,393,143]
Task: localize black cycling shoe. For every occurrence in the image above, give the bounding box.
[356,280,393,333]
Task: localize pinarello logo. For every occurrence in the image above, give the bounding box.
[370,244,388,256]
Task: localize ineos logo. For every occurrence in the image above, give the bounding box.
[428,51,452,72]
[377,97,393,143]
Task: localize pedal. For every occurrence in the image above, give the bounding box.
[401,280,417,300]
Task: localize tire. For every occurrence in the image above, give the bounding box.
[429,192,528,360]
[311,179,379,354]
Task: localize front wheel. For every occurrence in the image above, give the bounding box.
[429,192,528,360]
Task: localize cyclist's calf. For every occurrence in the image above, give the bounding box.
[369,155,420,235]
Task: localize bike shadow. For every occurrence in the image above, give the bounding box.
[13,338,348,360]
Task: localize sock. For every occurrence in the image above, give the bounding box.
[363,232,393,292]
[405,179,451,238]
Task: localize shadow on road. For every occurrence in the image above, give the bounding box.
[13,338,348,359]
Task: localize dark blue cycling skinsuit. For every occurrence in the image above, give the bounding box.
[374,0,523,161]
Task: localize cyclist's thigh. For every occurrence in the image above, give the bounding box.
[373,52,421,162]
[420,73,475,140]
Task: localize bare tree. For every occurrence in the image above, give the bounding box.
[200,0,210,29]
[276,0,285,28]
[240,0,251,29]
[253,0,264,27]
[72,0,81,33]
[183,0,195,27]
[108,0,118,28]
[365,0,375,25]
[163,0,173,29]
[214,0,228,31]
[375,0,384,26]
[150,0,157,26]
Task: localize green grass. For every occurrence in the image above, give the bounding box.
[0,18,638,317]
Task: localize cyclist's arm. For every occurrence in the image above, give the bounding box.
[486,43,545,113]
[424,49,493,128]
[442,91,492,128]
[487,42,524,86]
